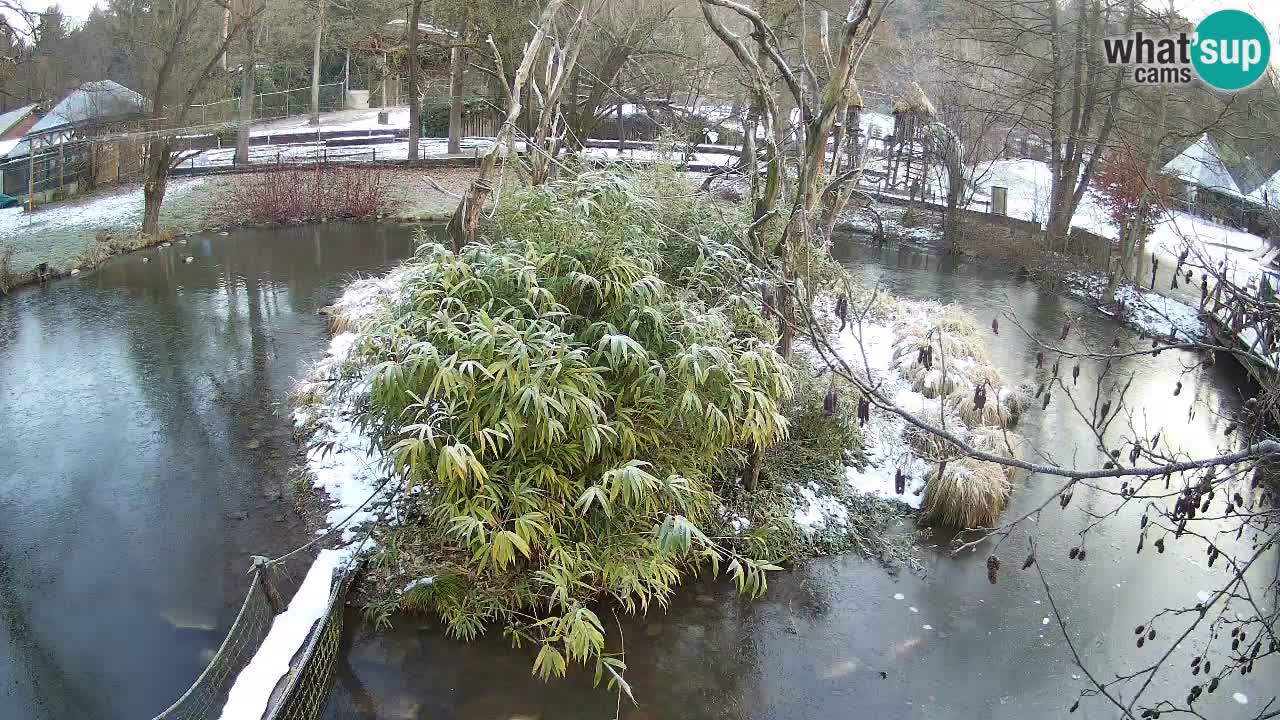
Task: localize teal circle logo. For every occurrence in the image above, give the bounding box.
[1192,9,1270,91]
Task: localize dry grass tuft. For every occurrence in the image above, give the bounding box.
[920,458,1011,528]
[876,299,1029,528]
[321,306,360,334]
[966,426,1023,462]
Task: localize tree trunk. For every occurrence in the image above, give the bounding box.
[309,0,325,125]
[447,0,566,252]
[235,18,258,165]
[447,43,466,154]
[741,444,763,491]
[142,137,171,236]
[1105,219,1134,305]
[406,0,422,160]
[381,53,389,108]
[944,181,964,252]
[1133,89,1169,286]
[221,6,230,72]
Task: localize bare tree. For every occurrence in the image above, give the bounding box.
[950,0,1131,247]
[446,0,568,252]
[0,1,35,91]
[406,0,423,159]
[528,7,588,185]
[446,30,466,154]
[559,0,676,151]
[701,0,885,357]
[234,2,261,165]
[113,0,264,234]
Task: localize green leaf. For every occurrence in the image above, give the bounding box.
[533,644,568,680]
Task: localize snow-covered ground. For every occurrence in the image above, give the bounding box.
[293,270,410,543]
[833,319,932,508]
[1148,211,1275,293]
[966,158,1114,237]
[182,137,494,169]
[0,177,215,274]
[250,107,412,136]
[964,157,1277,310]
[840,202,944,245]
[178,138,741,171]
[1067,272,1208,342]
[0,177,209,238]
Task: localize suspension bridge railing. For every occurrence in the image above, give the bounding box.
[150,558,360,720]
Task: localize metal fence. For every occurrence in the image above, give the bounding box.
[150,559,360,720]
[269,566,358,720]
[190,83,346,126]
[0,136,146,205]
[150,567,282,720]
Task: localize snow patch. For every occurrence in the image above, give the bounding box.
[1067,272,1207,341]
[293,273,412,544]
[216,549,344,720]
[793,483,851,530]
[832,320,930,509]
[0,178,209,244]
[401,577,435,594]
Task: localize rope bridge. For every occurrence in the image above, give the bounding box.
[151,559,359,720]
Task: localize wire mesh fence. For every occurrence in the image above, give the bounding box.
[148,559,360,720]
[150,568,279,720]
[190,84,346,126]
[0,136,146,205]
[269,566,358,720]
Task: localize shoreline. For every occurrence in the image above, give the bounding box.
[0,166,474,294]
[838,204,1210,343]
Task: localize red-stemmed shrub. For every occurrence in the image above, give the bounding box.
[218,164,390,225]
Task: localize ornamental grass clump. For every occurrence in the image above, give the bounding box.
[879,300,1025,527]
[352,170,793,683]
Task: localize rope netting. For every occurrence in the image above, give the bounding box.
[150,569,279,720]
[268,565,358,720]
[149,558,359,720]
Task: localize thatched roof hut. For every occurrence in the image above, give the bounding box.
[892,82,936,117]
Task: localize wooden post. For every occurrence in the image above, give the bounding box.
[255,565,285,614]
[27,139,35,210]
[58,138,64,193]
[343,49,350,108]
[616,99,624,153]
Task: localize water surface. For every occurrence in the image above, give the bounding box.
[0,223,419,720]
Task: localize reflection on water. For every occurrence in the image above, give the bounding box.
[0,223,420,720]
[323,232,1273,720]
